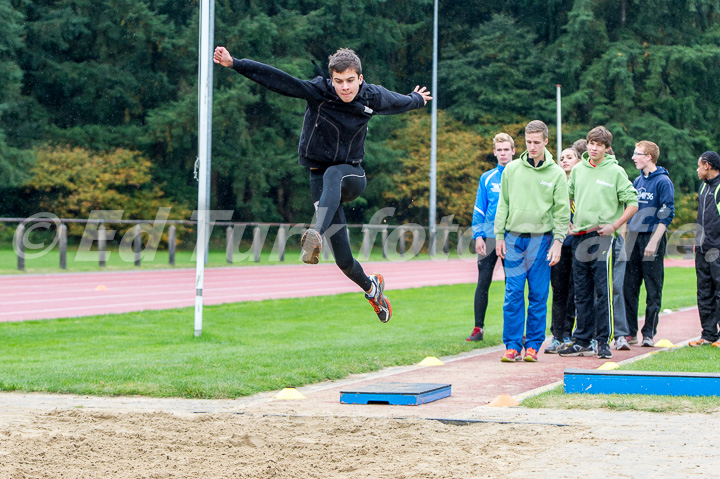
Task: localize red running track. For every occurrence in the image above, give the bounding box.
[0,258,693,323]
[0,259,501,322]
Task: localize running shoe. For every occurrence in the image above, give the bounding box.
[366,273,392,323]
[466,327,484,341]
[544,338,563,354]
[558,343,595,357]
[626,335,638,345]
[598,343,613,359]
[689,339,712,347]
[524,348,538,362]
[614,336,631,351]
[501,349,522,362]
[641,336,655,348]
[300,228,322,264]
[590,339,598,354]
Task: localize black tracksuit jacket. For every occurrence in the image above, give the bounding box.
[697,174,720,253]
[231,58,425,169]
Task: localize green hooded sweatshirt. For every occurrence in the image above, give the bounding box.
[494,148,570,241]
[568,152,638,234]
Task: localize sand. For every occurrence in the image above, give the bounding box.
[2,405,719,479]
[0,408,585,479]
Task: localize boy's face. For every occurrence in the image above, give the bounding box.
[632,148,653,171]
[698,158,710,180]
[493,141,515,166]
[525,132,547,161]
[332,68,363,102]
[587,140,608,162]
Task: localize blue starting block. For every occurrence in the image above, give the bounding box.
[564,367,720,396]
[340,382,452,406]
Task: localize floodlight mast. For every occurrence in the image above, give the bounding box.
[195,0,214,337]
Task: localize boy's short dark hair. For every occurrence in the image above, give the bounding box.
[586,126,613,147]
[700,151,720,171]
[328,48,362,76]
[525,120,548,139]
[636,140,660,164]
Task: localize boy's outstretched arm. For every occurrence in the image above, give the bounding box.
[213,46,318,100]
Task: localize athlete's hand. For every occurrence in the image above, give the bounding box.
[413,86,433,105]
[475,237,486,256]
[597,224,615,236]
[548,240,562,266]
[213,46,233,67]
[496,239,506,259]
[644,239,659,257]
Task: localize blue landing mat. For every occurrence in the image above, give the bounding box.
[340,382,452,406]
[564,368,720,396]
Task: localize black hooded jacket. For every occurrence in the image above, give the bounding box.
[697,173,720,253]
[231,58,425,169]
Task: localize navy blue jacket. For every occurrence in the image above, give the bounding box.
[231,58,425,169]
[697,173,720,252]
[627,166,675,233]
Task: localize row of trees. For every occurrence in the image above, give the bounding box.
[2,0,719,229]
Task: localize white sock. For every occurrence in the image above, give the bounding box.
[366,283,377,297]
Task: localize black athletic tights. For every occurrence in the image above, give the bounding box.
[309,164,372,292]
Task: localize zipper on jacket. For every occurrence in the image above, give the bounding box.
[700,185,707,249]
[345,124,367,163]
[304,101,326,157]
[316,113,340,161]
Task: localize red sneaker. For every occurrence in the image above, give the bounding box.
[523,348,538,362]
[466,327,484,341]
[501,349,522,362]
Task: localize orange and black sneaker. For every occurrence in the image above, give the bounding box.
[689,338,712,347]
[501,349,522,362]
[366,273,392,323]
[523,348,538,362]
[300,228,322,264]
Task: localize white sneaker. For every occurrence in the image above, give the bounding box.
[614,336,630,350]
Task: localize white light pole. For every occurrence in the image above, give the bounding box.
[556,84,562,159]
[429,0,438,255]
[195,0,214,337]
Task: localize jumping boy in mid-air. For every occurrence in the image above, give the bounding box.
[214,46,432,323]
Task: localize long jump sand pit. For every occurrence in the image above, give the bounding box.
[3,403,720,478]
[0,408,583,479]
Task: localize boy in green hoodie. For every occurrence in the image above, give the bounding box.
[558,126,638,360]
[494,120,570,362]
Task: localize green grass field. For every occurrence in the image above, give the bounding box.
[0,267,699,402]
[0,282,506,398]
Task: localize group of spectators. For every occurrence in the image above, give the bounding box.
[468,120,720,362]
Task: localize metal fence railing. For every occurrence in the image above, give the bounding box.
[2,217,469,271]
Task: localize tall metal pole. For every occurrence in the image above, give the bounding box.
[195,0,214,337]
[429,0,438,256]
[556,84,562,160]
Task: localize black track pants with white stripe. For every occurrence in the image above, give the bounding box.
[571,233,615,347]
